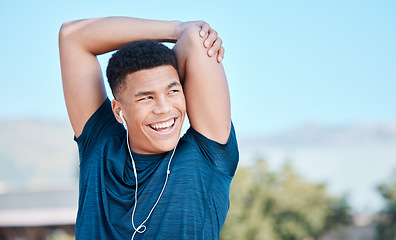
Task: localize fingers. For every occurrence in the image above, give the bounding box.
[198,22,217,48]
[197,22,224,63]
[203,29,218,49]
[217,46,225,63]
[199,22,211,38]
[208,36,224,63]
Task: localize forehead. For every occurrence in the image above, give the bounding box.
[124,66,179,93]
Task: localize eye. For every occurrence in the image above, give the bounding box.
[169,89,179,94]
[139,96,153,101]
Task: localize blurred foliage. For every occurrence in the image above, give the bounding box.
[376,173,396,240]
[45,229,75,240]
[220,159,351,240]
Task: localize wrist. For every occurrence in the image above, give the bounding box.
[170,20,182,42]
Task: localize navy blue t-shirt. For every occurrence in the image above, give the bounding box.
[74,98,239,239]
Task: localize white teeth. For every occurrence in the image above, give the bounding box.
[150,119,175,130]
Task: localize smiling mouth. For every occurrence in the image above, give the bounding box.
[148,118,176,132]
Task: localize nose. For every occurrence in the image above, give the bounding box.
[153,97,172,115]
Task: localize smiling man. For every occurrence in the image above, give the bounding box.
[108,40,186,154]
[59,17,239,240]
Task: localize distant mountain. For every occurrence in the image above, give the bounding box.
[240,121,396,149]
[1,118,395,212]
[0,119,78,191]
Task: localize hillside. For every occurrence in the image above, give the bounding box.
[238,121,396,213]
[1,119,396,212]
[0,119,78,191]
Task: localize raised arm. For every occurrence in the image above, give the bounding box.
[173,23,231,144]
[58,17,180,137]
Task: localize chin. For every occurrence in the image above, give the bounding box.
[151,135,180,153]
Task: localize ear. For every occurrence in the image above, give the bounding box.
[111,99,124,124]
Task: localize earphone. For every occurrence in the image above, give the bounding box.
[120,110,178,240]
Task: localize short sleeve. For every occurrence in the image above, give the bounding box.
[74,98,124,163]
[182,123,239,177]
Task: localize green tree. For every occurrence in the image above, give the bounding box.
[376,174,396,240]
[220,159,350,240]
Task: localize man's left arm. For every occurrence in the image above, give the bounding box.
[173,22,231,144]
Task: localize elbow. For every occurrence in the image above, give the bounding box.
[183,25,206,49]
[58,20,78,46]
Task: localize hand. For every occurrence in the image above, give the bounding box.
[175,21,224,63]
[199,23,225,63]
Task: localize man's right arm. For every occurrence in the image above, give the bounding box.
[58,17,180,137]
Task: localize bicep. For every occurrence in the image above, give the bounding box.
[174,26,231,144]
[59,24,107,137]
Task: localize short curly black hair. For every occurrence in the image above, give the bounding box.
[106,40,178,99]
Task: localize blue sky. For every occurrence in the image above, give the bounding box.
[0,0,395,136]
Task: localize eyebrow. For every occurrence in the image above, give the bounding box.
[134,81,181,98]
[134,90,155,98]
[167,81,181,89]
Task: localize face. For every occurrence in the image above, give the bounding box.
[113,65,186,154]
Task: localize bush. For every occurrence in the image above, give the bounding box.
[220,159,351,240]
[376,174,396,240]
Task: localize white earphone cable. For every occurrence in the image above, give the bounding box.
[121,112,177,240]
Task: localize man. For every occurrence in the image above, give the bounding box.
[59,17,238,239]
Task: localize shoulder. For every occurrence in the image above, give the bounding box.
[180,123,239,176]
[75,98,125,160]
